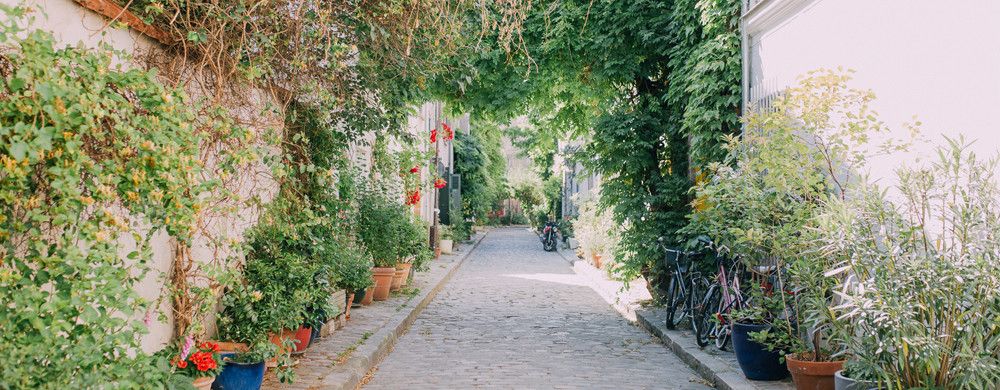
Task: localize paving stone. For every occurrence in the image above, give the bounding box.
[364,228,711,389]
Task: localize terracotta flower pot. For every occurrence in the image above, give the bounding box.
[592,253,603,269]
[345,292,355,320]
[786,353,844,390]
[371,267,395,300]
[292,325,312,353]
[192,376,214,390]
[396,262,413,286]
[434,246,442,258]
[213,341,249,354]
[390,268,405,291]
[361,286,375,305]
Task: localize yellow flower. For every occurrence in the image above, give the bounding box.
[126,191,139,201]
[80,196,95,206]
[141,140,155,150]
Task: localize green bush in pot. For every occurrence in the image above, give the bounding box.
[334,240,376,294]
[815,138,1000,389]
[357,193,407,268]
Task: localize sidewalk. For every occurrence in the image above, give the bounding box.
[261,231,488,390]
[555,248,795,390]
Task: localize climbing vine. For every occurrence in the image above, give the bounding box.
[436,0,742,285]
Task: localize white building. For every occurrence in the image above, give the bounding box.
[743,0,1000,185]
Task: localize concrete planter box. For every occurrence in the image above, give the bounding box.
[441,239,454,254]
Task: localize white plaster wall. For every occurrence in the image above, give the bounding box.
[746,0,1000,187]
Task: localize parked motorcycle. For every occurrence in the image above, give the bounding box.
[540,221,559,252]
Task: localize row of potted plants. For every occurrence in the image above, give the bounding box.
[164,185,437,389]
[685,69,1000,389]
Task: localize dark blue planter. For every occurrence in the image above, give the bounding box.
[212,354,265,390]
[310,324,322,346]
[732,322,789,381]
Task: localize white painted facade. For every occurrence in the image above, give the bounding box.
[743,0,1000,186]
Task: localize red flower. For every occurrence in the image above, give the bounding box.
[434,178,447,189]
[409,166,419,174]
[190,351,217,372]
[405,190,421,205]
[172,356,188,369]
[442,123,454,141]
[430,129,438,143]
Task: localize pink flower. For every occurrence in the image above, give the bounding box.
[180,335,195,359]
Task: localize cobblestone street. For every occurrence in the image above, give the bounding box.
[364,228,710,389]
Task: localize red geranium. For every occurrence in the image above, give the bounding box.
[191,351,217,372]
[405,190,421,205]
[168,340,223,377]
[442,123,454,141]
[409,166,419,174]
[434,178,447,189]
[430,128,438,143]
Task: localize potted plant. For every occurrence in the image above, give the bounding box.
[358,193,408,300]
[725,281,793,381]
[159,341,224,390]
[440,226,454,254]
[335,246,373,317]
[213,343,277,390]
[833,364,875,390]
[216,283,293,388]
[397,217,432,287]
[814,139,1000,389]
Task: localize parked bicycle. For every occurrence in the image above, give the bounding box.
[697,244,746,350]
[658,237,713,347]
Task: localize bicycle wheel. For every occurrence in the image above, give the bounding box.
[664,276,685,329]
[686,277,702,338]
[695,284,721,348]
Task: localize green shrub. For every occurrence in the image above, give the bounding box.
[0,7,202,388]
[357,192,430,268]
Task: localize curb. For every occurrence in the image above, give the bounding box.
[556,248,792,390]
[634,309,795,390]
[316,231,489,390]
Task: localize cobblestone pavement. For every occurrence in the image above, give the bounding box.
[364,228,711,389]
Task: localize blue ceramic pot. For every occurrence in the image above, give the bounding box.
[732,322,789,381]
[212,354,265,390]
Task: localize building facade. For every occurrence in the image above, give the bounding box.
[742,0,1000,187]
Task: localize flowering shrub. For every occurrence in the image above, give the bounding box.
[434,177,447,189]
[442,122,454,141]
[405,190,421,205]
[571,189,619,271]
[430,128,438,143]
